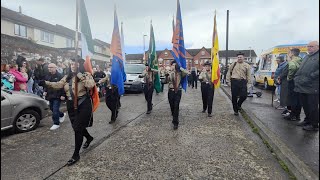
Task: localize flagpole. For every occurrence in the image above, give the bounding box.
[74,0,79,109]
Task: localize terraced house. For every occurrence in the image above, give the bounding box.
[1,6,110,67]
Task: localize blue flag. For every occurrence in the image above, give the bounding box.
[110,7,126,95]
[171,0,187,92]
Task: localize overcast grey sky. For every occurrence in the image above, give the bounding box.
[1,0,319,55]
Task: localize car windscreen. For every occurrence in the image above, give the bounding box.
[125,64,145,74]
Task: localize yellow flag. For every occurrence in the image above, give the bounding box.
[211,11,220,89]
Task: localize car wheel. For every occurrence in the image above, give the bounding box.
[264,79,269,90]
[13,109,40,133]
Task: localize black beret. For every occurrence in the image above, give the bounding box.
[204,61,211,66]
[236,52,245,56]
[170,60,177,65]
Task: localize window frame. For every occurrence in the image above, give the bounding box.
[14,24,27,37]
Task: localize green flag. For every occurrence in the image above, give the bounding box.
[80,0,94,57]
[148,23,161,93]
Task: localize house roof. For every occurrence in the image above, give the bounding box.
[1,6,78,38]
[1,6,110,47]
[126,53,144,60]
[93,39,110,48]
[127,49,257,59]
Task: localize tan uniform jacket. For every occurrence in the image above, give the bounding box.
[199,71,212,83]
[167,67,189,89]
[45,72,95,98]
[226,62,251,84]
[140,68,159,83]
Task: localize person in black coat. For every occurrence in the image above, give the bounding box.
[43,63,66,130]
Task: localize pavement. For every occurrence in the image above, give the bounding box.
[221,84,319,180]
[1,86,293,179]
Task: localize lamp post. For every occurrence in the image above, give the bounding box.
[249,46,252,62]
[143,34,147,64]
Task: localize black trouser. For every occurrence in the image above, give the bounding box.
[231,79,248,113]
[66,97,93,158]
[161,83,165,92]
[288,80,301,119]
[299,93,319,127]
[201,82,215,114]
[168,89,182,126]
[105,87,120,121]
[144,83,154,111]
[192,74,197,89]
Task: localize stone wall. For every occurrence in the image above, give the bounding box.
[1,34,75,65]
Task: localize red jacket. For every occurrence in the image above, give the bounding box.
[9,69,27,91]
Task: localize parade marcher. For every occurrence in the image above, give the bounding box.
[139,63,159,114]
[98,74,120,124]
[43,63,66,130]
[160,67,167,92]
[191,67,198,89]
[226,52,252,116]
[294,41,319,131]
[40,58,95,166]
[166,60,188,130]
[199,61,214,117]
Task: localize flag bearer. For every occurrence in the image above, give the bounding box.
[199,61,214,117]
[98,74,119,124]
[139,63,159,114]
[166,60,189,130]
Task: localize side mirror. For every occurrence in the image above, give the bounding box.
[1,96,5,101]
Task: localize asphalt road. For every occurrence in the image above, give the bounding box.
[1,86,289,179]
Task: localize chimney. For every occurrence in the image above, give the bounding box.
[19,6,22,13]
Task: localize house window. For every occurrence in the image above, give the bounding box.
[66,38,73,48]
[14,24,27,37]
[166,60,170,65]
[195,60,199,65]
[201,50,205,56]
[164,52,168,56]
[41,31,54,43]
[94,46,102,53]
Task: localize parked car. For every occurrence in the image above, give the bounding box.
[124,64,145,92]
[1,89,50,133]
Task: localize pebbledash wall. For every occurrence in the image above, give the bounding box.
[1,34,107,69]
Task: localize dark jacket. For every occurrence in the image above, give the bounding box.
[44,72,65,100]
[294,51,319,94]
[34,63,49,80]
[274,61,287,81]
[279,64,289,106]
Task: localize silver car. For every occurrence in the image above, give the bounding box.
[1,89,50,133]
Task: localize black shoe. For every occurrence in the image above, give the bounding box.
[83,137,93,149]
[109,120,115,124]
[67,156,80,166]
[146,111,151,114]
[303,125,319,131]
[202,110,206,113]
[296,121,309,127]
[173,125,178,130]
[237,106,242,111]
[234,112,239,116]
[208,114,212,117]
